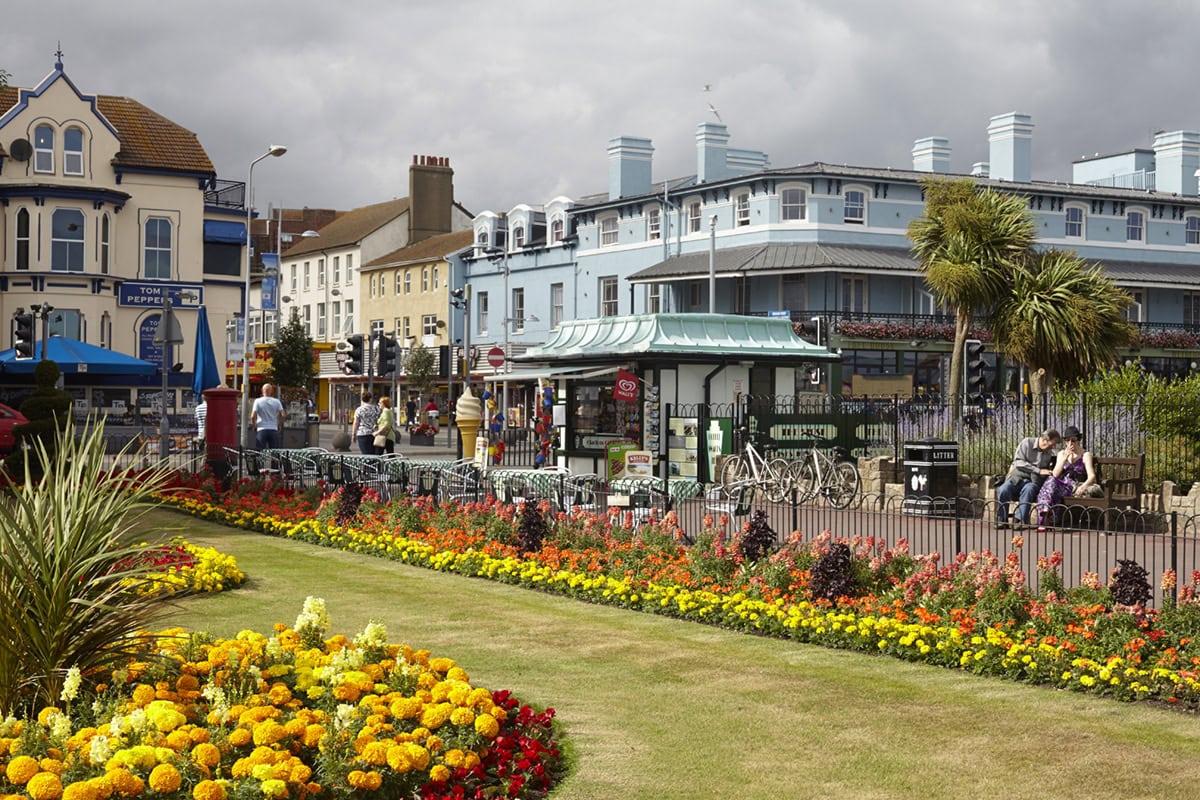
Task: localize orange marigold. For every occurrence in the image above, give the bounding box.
[148,764,182,794]
[27,772,64,800]
[192,780,227,800]
[7,755,41,784]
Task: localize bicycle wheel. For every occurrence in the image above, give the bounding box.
[763,457,792,503]
[718,455,750,496]
[827,461,861,509]
[788,460,817,503]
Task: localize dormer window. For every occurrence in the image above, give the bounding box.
[64,127,84,176]
[34,125,54,174]
[512,225,525,248]
[476,229,489,252]
[782,188,807,221]
[551,217,564,243]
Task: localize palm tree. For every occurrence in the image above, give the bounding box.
[992,249,1136,397]
[908,179,1037,418]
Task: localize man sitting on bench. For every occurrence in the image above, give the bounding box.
[995,429,1060,529]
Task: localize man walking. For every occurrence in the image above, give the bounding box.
[251,383,286,450]
[995,428,1060,528]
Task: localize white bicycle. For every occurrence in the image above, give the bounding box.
[787,430,860,508]
[718,428,792,503]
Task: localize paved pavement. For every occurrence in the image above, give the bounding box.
[315,423,460,460]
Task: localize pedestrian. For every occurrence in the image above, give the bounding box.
[424,397,439,431]
[405,396,418,430]
[353,391,380,455]
[374,396,396,455]
[995,428,1060,528]
[250,383,286,451]
[1036,425,1102,529]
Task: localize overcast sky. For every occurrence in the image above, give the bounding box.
[3,1,1197,216]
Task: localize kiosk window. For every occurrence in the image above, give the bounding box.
[573,384,639,444]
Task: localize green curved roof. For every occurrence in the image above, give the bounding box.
[516,313,836,363]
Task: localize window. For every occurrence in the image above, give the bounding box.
[841,277,866,313]
[735,277,750,314]
[302,305,311,336]
[600,276,618,317]
[1127,211,1145,242]
[290,265,297,293]
[63,127,84,176]
[378,270,385,297]
[403,317,411,341]
[600,217,618,246]
[648,207,661,240]
[370,274,377,297]
[844,190,866,224]
[1126,290,1144,323]
[1184,293,1200,328]
[688,202,701,233]
[395,271,402,294]
[648,283,661,314]
[422,268,429,292]
[332,301,341,336]
[512,225,525,248]
[551,283,563,329]
[370,319,384,338]
[476,229,489,249]
[736,193,750,226]
[916,289,946,317]
[317,302,326,337]
[477,292,489,335]
[432,266,439,290]
[346,253,354,283]
[344,300,354,331]
[100,312,110,349]
[404,270,412,294]
[782,274,805,314]
[53,209,85,273]
[34,125,53,173]
[394,318,403,340]
[333,255,341,284]
[48,309,81,340]
[1187,217,1200,246]
[100,213,110,274]
[303,262,311,290]
[317,258,325,288]
[551,217,564,243]
[689,280,702,309]
[1065,207,1084,238]
[782,188,806,221]
[422,314,438,336]
[15,208,30,270]
[511,288,525,331]
[143,217,171,278]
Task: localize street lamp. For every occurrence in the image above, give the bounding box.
[241,145,287,447]
[481,244,511,429]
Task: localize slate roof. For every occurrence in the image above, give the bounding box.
[282,198,411,257]
[628,243,918,282]
[516,313,838,363]
[362,229,474,270]
[0,86,214,174]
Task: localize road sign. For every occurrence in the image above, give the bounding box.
[487,346,505,368]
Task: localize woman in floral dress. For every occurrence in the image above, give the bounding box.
[1036,425,1101,529]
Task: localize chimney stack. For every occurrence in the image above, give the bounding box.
[987,112,1034,182]
[1152,130,1200,195]
[912,137,951,173]
[409,155,454,243]
[607,136,654,200]
[696,122,730,183]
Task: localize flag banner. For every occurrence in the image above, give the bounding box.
[261,273,278,311]
[613,368,639,402]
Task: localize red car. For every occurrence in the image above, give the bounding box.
[0,402,28,453]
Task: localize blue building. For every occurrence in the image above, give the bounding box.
[455,112,1200,417]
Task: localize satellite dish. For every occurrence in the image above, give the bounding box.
[9,139,31,161]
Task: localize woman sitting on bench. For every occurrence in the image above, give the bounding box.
[1035,425,1102,530]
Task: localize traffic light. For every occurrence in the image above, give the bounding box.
[343,334,364,376]
[375,334,397,377]
[12,312,34,360]
[963,338,987,404]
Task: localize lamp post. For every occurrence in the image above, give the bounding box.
[241,145,287,448]
[708,214,717,313]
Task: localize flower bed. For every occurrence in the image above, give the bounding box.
[0,600,562,800]
[161,488,1200,710]
[122,538,246,595]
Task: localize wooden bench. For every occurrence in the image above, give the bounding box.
[1061,454,1145,530]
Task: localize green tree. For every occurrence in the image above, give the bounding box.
[908,179,1037,417]
[992,249,1135,397]
[404,342,436,397]
[4,360,72,479]
[269,312,315,401]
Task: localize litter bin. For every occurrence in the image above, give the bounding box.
[902,439,959,517]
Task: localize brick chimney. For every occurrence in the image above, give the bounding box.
[409,155,454,243]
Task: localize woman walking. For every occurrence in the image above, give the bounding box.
[374,397,396,454]
[352,391,380,455]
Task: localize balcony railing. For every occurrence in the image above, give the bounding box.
[205,179,247,210]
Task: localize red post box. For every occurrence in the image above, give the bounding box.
[203,386,240,477]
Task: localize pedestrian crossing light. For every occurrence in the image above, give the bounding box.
[963,338,987,404]
[375,334,398,377]
[12,311,34,360]
[343,334,364,376]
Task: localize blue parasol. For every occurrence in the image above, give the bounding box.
[192,305,222,398]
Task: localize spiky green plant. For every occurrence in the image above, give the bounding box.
[0,416,178,716]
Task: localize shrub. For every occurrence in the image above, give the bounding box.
[808,543,856,602]
[1110,559,1152,608]
[517,502,551,554]
[737,510,776,563]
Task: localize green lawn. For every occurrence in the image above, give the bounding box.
[151,508,1200,800]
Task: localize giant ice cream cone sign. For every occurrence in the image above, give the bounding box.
[456,387,483,458]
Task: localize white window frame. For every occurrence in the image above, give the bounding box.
[332,301,341,336]
[370,274,377,297]
[143,216,172,279]
[477,292,489,335]
[1187,216,1200,246]
[600,276,618,316]
[63,127,84,176]
[1065,206,1085,238]
[304,261,311,290]
[648,207,661,240]
[318,257,325,288]
[100,213,110,274]
[781,187,807,221]
[600,216,619,246]
[1126,290,1144,323]
[317,302,326,337]
[512,225,525,248]
[648,283,661,314]
[302,305,312,336]
[34,125,54,174]
[843,189,867,224]
[551,217,564,243]
[422,267,429,292]
[1183,293,1200,328]
[346,253,354,284]
[404,271,412,294]
[550,283,563,329]
[736,193,750,226]
[1127,210,1145,242]
[841,276,867,314]
[432,265,439,290]
[333,255,341,284]
[290,265,297,293]
[511,288,525,332]
[370,319,385,338]
[422,314,438,337]
[15,207,30,271]
[688,201,701,233]
[403,316,412,341]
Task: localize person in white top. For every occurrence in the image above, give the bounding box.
[250,383,286,450]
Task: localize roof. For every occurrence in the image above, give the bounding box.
[516,313,838,363]
[0,86,214,175]
[628,243,918,282]
[362,229,474,270]
[283,198,410,257]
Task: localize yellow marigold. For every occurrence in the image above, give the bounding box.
[148,764,182,794]
[405,744,430,772]
[386,746,412,773]
[39,759,64,776]
[131,685,156,708]
[449,708,474,727]
[259,779,287,799]
[473,714,499,739]
[418,704,451,730]
[7,755,41,784]
[106,768,143,797]
[28,773,63,800]
[358,741,389,767]
[266,684,292,707]
[282,719,305,739]
[428,657,455,674]
[389,697,421,720]
[345,771,368,789]
[87,775,113,800]
[445,667,469,683]
[62,781,97,800]
[288,763,312,785]
[176,675,200,693]
[301,725,324,749]
[164,731,191,752]
[188,728,211,745]
[36,707,62,727]
[461,751,480,771]
[428,764,450,783]
[191,743,221,770]
[331,684,360,703]
[251,721,287,747]
[228,728,252,748]
[192,780,226,800]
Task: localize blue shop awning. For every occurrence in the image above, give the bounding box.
[0,337,156,376]
[204,220,246,244]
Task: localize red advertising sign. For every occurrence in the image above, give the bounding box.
[613,368,639,402]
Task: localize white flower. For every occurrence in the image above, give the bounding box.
[88,734,113,766]
[60,667,82,703]
[354,620,388,651]
[334,703,357,731]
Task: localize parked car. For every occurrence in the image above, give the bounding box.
[0,402,28,453]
